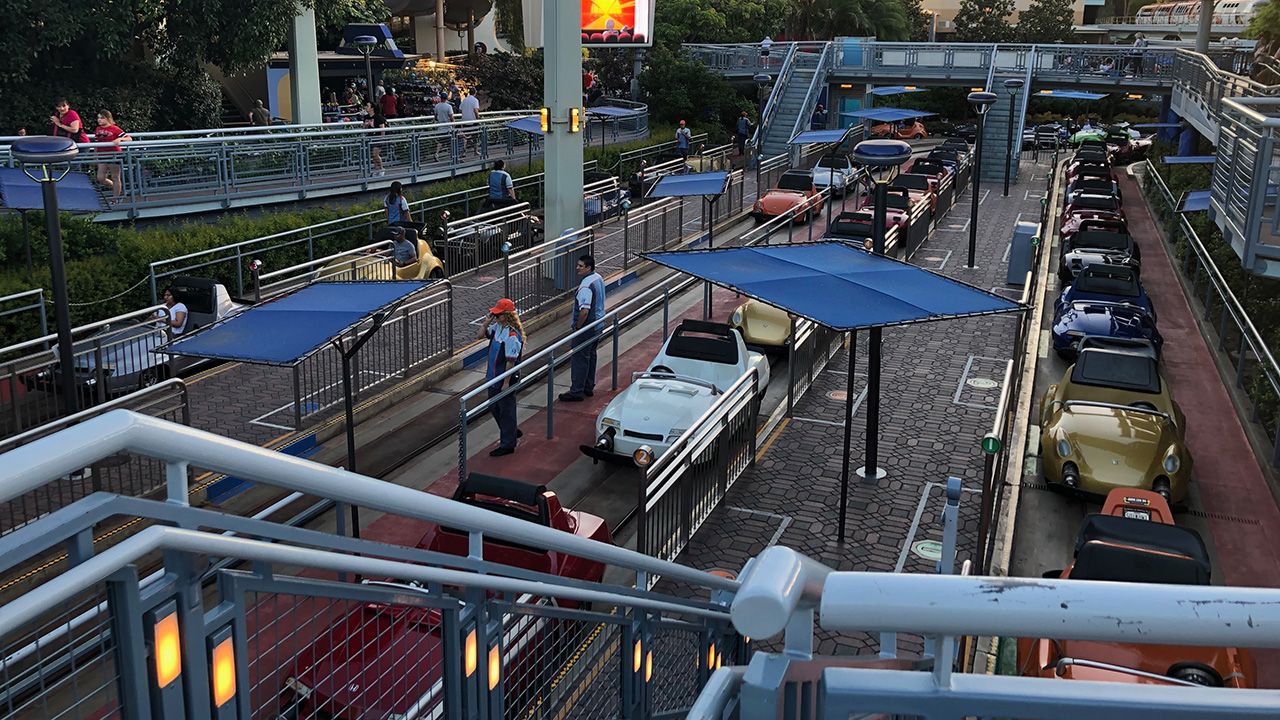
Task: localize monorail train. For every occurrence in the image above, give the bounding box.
[1134,0,1267,26]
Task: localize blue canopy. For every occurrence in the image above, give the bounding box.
[1036,91,1107,100]
[789,129,850,145]
[1163,155,1215,164]
[839,108,937,122]
[0,169,105,212]
[1134,123,1184,129]
[162,281,430,365]
[647,171,730,198]
[869,86,926,96]
[586,106,640,117]
[505,116,543,135]
[643,243,1022,330]
[1179,190,1212,212]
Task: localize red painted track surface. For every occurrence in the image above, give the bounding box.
[1119,173,1280,685]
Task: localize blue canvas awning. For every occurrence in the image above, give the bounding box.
[505,116,543,135]
[1134,123,1184,129]
[0,169,105,212]
[839,108,937,122]
[789,129,851,145]
[647,171,730,198]
[869,86,926,96]
[1163,155,1215,165]
[162,281,430,366]
[1036,91,1107,100]
[1179,190,1212,212]
[643,243,1022,330]
[586,106,640,117]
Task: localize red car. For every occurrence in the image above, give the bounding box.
[1060,194,1125,235]
[276,474,615,720]
[890,173,938,215]
[859,187,913,230]
[1018,489,1257,688]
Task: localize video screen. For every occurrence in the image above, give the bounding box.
[582,0,653,46]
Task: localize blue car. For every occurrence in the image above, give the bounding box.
[1056,264,1156,321]
[1051,300,1163,359]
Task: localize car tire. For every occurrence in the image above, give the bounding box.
[913,133,924,139]
[429,267,445,279]
[138,366,166,391]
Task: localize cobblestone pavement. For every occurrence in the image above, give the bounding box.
[179,167,768,448]
[652,158,1054,658]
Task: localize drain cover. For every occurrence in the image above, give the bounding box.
[966,378,999,389]
[827,390,848,401]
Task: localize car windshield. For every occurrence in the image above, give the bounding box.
[913,162,945,175]
[777,173,813,192]
[1075,268,1141,298]
[1074,179,1113,193]
[816,155,847,169]
[1071,231,1130,251]
[1070,350,1161,394]
[830,219,872,237]
[885,192,910,209]
[1073,195,1118,211]
[893,175,929,191]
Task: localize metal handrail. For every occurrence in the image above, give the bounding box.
[753,44,801,153]
[0,378,188,452]
[0,304,169,359]
[790,42,834,141]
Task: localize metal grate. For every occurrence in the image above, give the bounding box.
[648,624,702,714]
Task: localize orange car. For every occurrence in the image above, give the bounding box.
[1017,489,1257,689]
[751,169,825,223]
[870,120,928,140]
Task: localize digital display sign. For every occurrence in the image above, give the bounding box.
[581,0,654,46]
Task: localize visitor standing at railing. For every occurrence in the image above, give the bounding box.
[479,298,525,456]
[810,104,827,131]
[49,98,88,143]
[761,36,773,68]
[92,111,129,199]
[385,181,412,225]
[677,121,693,160]
[737,112,751,156]
[560,255,605,403]
[1129,33,1147,77]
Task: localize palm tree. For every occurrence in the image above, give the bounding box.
[788,0,910,42]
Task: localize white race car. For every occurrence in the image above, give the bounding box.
[580,320,770,466]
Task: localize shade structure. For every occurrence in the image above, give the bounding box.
[585,106,640,117]
[790,129,851,145]
[647,171,730,198]
[0,169,105,212]
[839,108,938,123]
[504,116,544,135]
[1162,155,1216,165]
[868,86,926,96]
[1134,123,1185,129]
[162,281,431,366]
[1179,190,1212,212]
[1036,91,1107,100]
[643,243,1023,330]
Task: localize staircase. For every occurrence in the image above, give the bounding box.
[220,88,250,128]
[976,49,1034,185]
[760,50,825,158]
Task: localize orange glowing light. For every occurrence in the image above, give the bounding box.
[154,612,181,687]
[212,637,236,706]
[465,630,477,676]
[488,645,501,690]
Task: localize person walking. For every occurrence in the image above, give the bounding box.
[375,80,387,100]
[370,109,388,175]
[385,181,412,225]
[91,110,129,198]
[1130,33,1147,76]
[559,255,605,402]
[380,87,399,119]
[249,99,271,126]
[460,89,481,153]
[736,111,751,156]
[478,298,524,456]
[676,120,693,160]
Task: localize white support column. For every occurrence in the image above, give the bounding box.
[415,14,437,58]
[543,0,585,240]
[436,0,447,60]
[1195,0,1213,54]
[289,5,323,125]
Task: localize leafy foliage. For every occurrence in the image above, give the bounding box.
[903,0,933,41]
[953,0,1017,42]
[1017,0,1076,43]
[639,44,752,134]
[786,0,910,41]
[652,0,789,49]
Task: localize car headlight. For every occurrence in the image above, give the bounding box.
[1056,438,1072,458]
[1163,453,1180,474]
[731,309,743,325]
[601,417,620,429]
[284,677,312,699]
[753,201,762,211]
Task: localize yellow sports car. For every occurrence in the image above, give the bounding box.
[315,228,445,282]
[730,300,793,349]
[1039,338,1190,503]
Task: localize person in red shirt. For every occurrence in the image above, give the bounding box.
[380,88,398,119]
[49,98,88,143]
[92,110,129,198]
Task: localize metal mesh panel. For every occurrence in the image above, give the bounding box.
[500,601,623,720]
[621,199,682,269]
[246,590,447,720]
[230,145,298,187]
[305,141,357,180]
[506,232,594,319]
[0,584,120,720]
[648,624,702,715]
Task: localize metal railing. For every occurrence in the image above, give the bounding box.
[502,227,595,319]
[1,107,648,218]
[0,289,47,347]
[752,44,801,157]
[790,42,835,143]
[755,152,790,198]
[621,197,686,269]
[1138,160,1280,467]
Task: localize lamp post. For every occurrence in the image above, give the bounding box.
[11,137,80,416]
[838,138,911,545]
[966,91,997,270]
[1002,79,1024,197]
[353,35,378,106]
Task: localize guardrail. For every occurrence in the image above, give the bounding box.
[753,44,801,158]
[1138,160,1280,467]
[0,289,47,347]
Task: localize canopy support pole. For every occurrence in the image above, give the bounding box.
[838,329,857,545]
[862,326,882,484]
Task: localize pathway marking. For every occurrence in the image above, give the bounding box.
[894,480,981,573]
[952,355,1007,409]
[727,505,794,548]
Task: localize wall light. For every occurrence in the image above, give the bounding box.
[153,610,181,688]
[645,650,653,682]
[633,639,643,673]
[465,629,477,676]
[540,108,550,133]
[211,635,236,707]
[571,107,581,133]
[488,644,501,691]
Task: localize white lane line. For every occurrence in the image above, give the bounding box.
[978,189,990,206]
[1039,329,1051,359]
[894,481,982,573]
[727,505,794,548]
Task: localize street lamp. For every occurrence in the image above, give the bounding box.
[353,35,378,106]
[1003,79,1024,197]
[11,136,80,416]
[966,91,997,269]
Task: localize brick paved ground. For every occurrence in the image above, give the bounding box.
[652,157,1054,658]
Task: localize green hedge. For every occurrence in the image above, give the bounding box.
[0,132,674,345]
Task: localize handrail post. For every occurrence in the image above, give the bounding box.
[546,351,555,438]
[93,340,106,406]
[612,315,620,391]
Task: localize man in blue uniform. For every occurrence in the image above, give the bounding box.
[559,255,606,402]
[478,298,524,455]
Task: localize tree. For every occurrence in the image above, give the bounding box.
[1017,0,1076,43]
[903,0,932,41]
[786,0,910,43]
[953,0,1017,42]
[639,44,752,132]
[653,0,789,50]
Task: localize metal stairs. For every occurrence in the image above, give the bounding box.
[760,50,825,158]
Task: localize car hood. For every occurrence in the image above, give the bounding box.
[1054,305,1150,340]
[1054,406,1176,479]
[603,379,718,438]
[759,191,808,210]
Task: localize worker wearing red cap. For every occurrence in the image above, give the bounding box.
[677,120,693,160]
[478,298,524,455]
